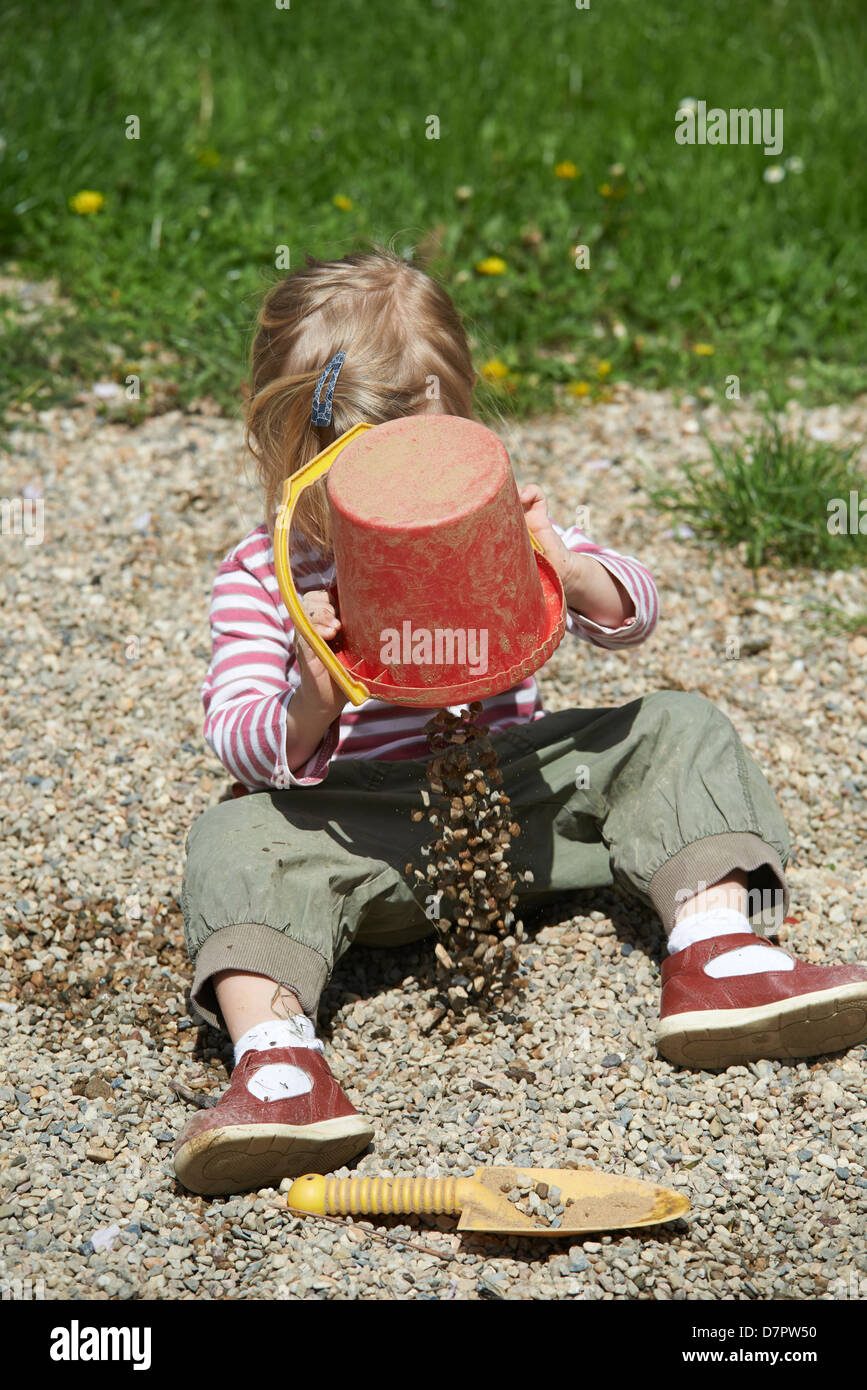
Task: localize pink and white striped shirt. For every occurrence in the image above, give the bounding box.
[201,521,659,790]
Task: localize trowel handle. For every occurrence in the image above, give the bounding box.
[273,422,373,707]
[287,1172,469,1218]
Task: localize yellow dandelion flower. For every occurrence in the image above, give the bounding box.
[481,358,510,382]
[596,360,612,377]
[69,190,105,215]
[332,194,353,211]
[567,381,592,397]
[475,256,507,275]
[693,343,715,356]
[195,149,221,169]
[554,161,579,180]
[599,183,613,197]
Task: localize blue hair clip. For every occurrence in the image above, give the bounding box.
[311,350,346,427]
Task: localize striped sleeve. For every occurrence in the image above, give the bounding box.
[551,521,659,649]
[200,543,338,790]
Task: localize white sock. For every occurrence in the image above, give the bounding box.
[233,1016,324,1103]
[668,907,794,978]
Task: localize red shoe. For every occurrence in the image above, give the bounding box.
[657,933,867,1068]
[173,1047,375,1196]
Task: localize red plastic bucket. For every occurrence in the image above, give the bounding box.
[274,415,566,707]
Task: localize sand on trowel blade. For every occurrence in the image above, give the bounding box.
[494,1173,655,1230]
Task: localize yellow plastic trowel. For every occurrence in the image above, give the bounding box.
[287,1166,689,1237]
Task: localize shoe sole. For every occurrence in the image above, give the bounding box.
[657,980,867,1068]
[174,1115,375,1196]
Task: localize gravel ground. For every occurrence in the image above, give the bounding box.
[1,384,866,1302]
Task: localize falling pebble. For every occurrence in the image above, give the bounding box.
[406,705,527,1012]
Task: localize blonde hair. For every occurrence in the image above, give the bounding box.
[245,247,478,550]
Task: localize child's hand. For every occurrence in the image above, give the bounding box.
[518,484,579,586]
[294,589,348,714]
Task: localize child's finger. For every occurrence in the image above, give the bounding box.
[302,587,332,610]
[519,483,545,505]
[302,590,338,625]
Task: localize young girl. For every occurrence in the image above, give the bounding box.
[175,248,867,1196]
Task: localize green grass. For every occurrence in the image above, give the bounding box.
[1,0,867,423]
[804,601,867,636]
[647,414,865,573]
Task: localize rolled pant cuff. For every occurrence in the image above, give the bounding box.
[190,924,329,1034]
[648,832,790,934]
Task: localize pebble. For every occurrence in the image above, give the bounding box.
[0,390,865,1301]
[85,1147,114,1164]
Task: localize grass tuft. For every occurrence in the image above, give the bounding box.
[648,415,866,573]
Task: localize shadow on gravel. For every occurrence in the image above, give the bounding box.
[182,879,667,1090]
[312,882,666,1042]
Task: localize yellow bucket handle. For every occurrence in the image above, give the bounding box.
[273,423,373,707]
[272,420,546,709]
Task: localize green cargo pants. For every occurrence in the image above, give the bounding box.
[180,691,791,1031]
